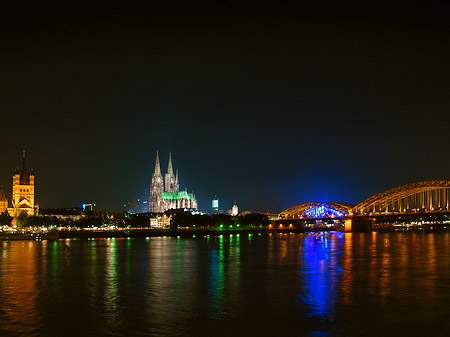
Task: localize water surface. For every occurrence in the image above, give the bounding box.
[1,232,450,336]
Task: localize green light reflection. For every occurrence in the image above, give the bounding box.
[174,237,183,285]
[126,238,131,276]
[90,239,97,281]
[209,235,225,313]
[102,238,120,332]
[52,241,58,279]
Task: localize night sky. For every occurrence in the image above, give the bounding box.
[1,1,450,213]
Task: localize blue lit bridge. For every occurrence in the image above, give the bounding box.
[278,180,450,231]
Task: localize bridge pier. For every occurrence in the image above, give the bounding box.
[344,218,373,232]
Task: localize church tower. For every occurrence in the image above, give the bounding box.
[0,185,8,214]
[8,151,35,216]
[164,152,179,193]
[149,151,165,213]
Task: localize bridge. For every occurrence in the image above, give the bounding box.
[350,180,450,214]
[278,180,450,231]
[280,202,354,219]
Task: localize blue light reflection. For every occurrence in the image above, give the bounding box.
[297,233,344,327]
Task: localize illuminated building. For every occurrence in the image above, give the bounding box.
[231,202,239,216]
[82,203,96,211]
[150,214,170,228]
[149,151,198,213]
[0,185,8,214]
[7,152,35,216]
[212,196,219,212]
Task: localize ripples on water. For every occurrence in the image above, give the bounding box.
[1,232,450,336]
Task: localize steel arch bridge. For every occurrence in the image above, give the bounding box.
[279,202,354,218]
[352,180,450,215]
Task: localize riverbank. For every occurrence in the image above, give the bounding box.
[0,232,59,241]
[0,227,345,240]
[58,227,348,238]
[58,228,268,238]
[5,226,445,241]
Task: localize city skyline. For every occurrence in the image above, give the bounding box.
[1,1,450,212]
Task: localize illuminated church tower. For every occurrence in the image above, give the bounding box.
[149,151,165,213]
[149,151,198,213]
[0,185,8,214]
[8,151,35,216]
[165,152,179,193]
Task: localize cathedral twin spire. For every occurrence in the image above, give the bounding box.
[153,151,179,193]
[154,151,176,178]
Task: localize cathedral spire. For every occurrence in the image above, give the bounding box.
[175,170,178,184]
[153,150,161,176]
[167,152,174,176]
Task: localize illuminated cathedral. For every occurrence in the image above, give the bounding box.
[149,151,198,213]
[0,152,35,216]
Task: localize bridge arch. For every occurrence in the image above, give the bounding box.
[280,202,354,218]
[352,180,450,215]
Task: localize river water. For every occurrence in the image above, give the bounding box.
[1,232,450,336]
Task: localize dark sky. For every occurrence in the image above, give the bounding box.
[1,0,450,213]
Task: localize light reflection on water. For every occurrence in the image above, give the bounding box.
[2,232,450,336]
[298,233,344,326]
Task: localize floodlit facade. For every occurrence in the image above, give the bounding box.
[149,151,198,213]
[212,197,219,212]
[231,202,239,216]
[150,214,170,228]
[3,152,36,216]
